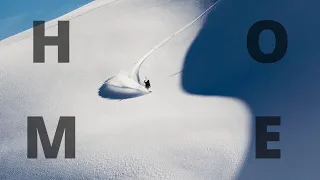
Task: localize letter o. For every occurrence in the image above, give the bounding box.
[247,20,288,63]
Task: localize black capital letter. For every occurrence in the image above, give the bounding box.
[247,20,288,63]
[27,116,75,159]
[256,116,281,159]
[33,21,70,63]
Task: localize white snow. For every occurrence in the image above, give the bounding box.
[99,72,150,99]
[0,0,251,179]
[101,0,221,100]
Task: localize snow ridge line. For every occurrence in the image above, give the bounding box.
[130,0,223,84]
[1,0,122,45]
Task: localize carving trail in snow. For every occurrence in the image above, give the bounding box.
[130,0,222,84]
[99,0,222,100]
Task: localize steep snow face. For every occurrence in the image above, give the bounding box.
[0,0,251,179]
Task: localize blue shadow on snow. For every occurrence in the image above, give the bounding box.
[182,0,320,179]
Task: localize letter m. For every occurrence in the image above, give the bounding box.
[27,116,75,159]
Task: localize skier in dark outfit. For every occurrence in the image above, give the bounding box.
[144,79,151,89]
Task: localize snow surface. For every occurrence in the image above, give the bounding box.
[99,72,150,99]
[0,0,252,179]
[100,0,221,100]
[181,0,320,179]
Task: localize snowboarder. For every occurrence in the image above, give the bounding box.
[144,78,151,89]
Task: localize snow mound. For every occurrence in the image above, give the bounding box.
[99,72,150,99]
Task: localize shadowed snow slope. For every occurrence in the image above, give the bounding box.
[0,0,251,179]
[182,0,320,179]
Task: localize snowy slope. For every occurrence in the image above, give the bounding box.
[0,0,251,179]
[182,0,320,179]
